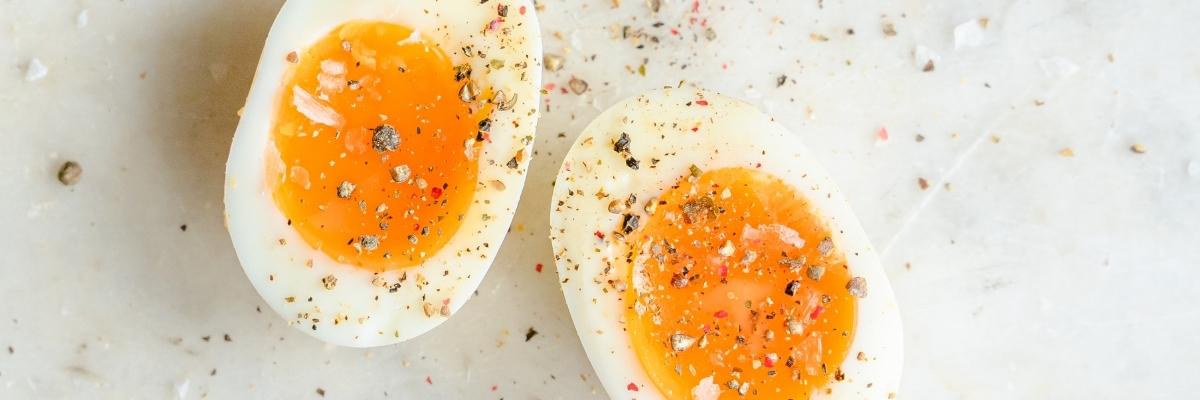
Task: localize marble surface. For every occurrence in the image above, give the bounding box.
[2,0,1198,399]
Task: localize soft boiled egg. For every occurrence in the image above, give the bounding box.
[549,88,902,399]
[224,0,541,347]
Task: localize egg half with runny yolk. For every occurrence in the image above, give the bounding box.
[549,88,902,399]
[224,0,541,347]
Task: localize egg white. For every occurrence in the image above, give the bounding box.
[224,0,542,347]
[549,88,903,399]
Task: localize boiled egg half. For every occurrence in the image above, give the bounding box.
[224,0,541,347]
[550,88,902,399]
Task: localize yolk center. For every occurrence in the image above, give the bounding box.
[624,167,857,399]
[268,21,486,271]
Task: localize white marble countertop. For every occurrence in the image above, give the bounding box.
[2,0,1198,399]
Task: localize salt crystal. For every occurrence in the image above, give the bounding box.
[953,19,986,50]
[767,224,806,249]
[320,60,346,75]
[691,376,720,400]
[396,30,422,46]
[76,10,89,29]
[24,58,48,82]
[1188,161,1199,177]
[317,72,343,93]
[742,224,805,249]
[318,60,347,92]
[292,85,342,127]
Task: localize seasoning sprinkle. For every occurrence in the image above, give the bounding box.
[568,77,589,94]
[806,265,826,281]
[372,124,400,152]
[847,276,868,298]
[784,280,801,296]
[607,199,624,214]
[390,164,412,183]
[459,81,476,102]
[337,181,356,199]
[622,214,641,234]
[671,273,689,288]
[453,64,471,81]
[544,53,564,71]
[360,235,380,251]
[493,90,518,111]
[422,302,435,317]
[1131,144,1147,154]
[525,327,539,341]
[717,240,735,257]
[817,237,833,256]
[644,197,658,215]
[321,275,337,290]
[680,196,714,223]
[785,319,804,335]
[57,161,82,186]
[669,333,697,352]
[614,132,631,153]
[882,21,897,37]
[779,257,805,270]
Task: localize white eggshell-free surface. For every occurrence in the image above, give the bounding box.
[2,0,1198,398]
[549,88,901,399]
[224,0,541,347]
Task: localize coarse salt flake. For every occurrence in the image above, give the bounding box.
[953,19,987,50]
[292,85,343,127]
[691,376,720,400]
[24,58,48,82]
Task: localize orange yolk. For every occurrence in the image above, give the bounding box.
[268,22,486,271]
[624,167,857,399]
